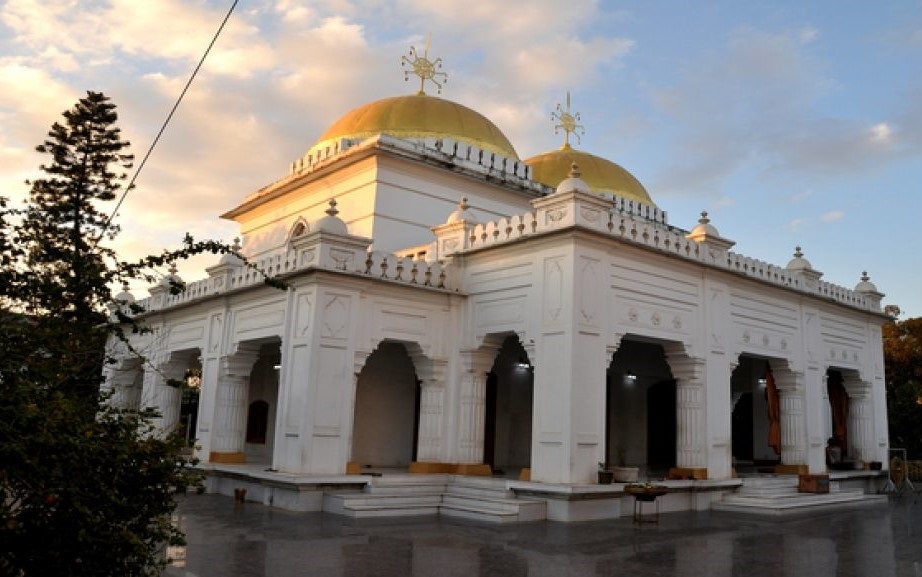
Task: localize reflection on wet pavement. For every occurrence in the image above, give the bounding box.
[167,494,922,577]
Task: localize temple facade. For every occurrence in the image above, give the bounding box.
[104,56,890,520]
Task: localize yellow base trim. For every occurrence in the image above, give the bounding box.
[345,461,361,475]
[408,462,494,476]
[455,463,493,476]
[518,468,531,481]
[775,464,808,475]
[209,451,246,464]
[667,467,708,480]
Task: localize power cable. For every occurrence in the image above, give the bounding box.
[97,0,239,244]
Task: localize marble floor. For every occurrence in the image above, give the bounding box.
[166,493,922,577]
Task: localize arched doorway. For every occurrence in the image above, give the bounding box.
[352,341,420,470]
[244,340,281,466]
[483,335,533,477]
[606,338,675,476]
[730,356,779,473]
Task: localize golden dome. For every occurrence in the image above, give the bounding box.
[310,94,518,159]
[525,145,654,206]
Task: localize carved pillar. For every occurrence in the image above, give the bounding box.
[848,391,875,462]
[210,347,260,462]
[414,357,448,462]
[665,348,707,469]
[107,357,143,410]
[148,357,188,437]
[774,368,807,465]
[457,348,497,464]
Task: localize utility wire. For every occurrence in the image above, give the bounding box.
[98,0,239,244]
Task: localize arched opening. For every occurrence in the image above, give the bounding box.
[730,356,779,474]
[243,340,281,465]
[352,341,420,470]
[606,338,675,478]
[483,335,532,477]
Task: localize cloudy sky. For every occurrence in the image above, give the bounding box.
[2,0,920,317]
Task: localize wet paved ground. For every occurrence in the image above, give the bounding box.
[167,493,922,577]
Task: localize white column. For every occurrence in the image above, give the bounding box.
[775,369,807,466]
[457,349,495,464]
[106,357,143,410]
[666,349,708,469]
[143,357,188,437]
[414,358,448,462]
[211,348,259,457]
[848,392,875,462]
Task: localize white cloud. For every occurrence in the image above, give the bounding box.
[821,210,845,222]
[799,27,819,44]
[649,24,917,197]
[869,122,893,143]
[785,218,804,231]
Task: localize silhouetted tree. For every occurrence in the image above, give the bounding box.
[883,317,922,459]
[0,91,223,577]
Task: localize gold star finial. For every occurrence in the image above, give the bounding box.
[401,33,448,95]
[552,91,585,149]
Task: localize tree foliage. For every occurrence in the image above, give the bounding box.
[883,316,922,459]
[0,92,233,576]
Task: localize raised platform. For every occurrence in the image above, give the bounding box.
[712,473,888,517]
[201,463,745,523]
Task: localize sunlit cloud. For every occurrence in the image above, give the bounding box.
[869,122,893,143]
[821,210,845,223]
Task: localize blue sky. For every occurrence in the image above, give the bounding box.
[1,0,919,317]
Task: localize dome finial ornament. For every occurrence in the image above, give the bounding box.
[401,33,447,96]
[326,198,339,218]
[552,91,585,149]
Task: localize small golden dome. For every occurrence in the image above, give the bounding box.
[310,94,518,159]
[525,145,654,207]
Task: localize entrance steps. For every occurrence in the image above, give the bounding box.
[322,475,547,522]
[323,474,446,518]
[712,475,887,516]
[440,476,546,524]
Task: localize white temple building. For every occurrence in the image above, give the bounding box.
[104,49,891,522]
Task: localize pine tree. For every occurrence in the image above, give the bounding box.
[0,92,199,577]
[16,91,133,408]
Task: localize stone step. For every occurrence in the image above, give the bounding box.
[440,504,520,524]
[442,494,522,514]
[322,492,442,516]
[365,484,447,496]
[444,484,513,500]
[340,503,441,518]
[440,498,546,524]
[367,474,448,487]
[738,476,841,497]
[447,475,510,490]
[713,492,887,517]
